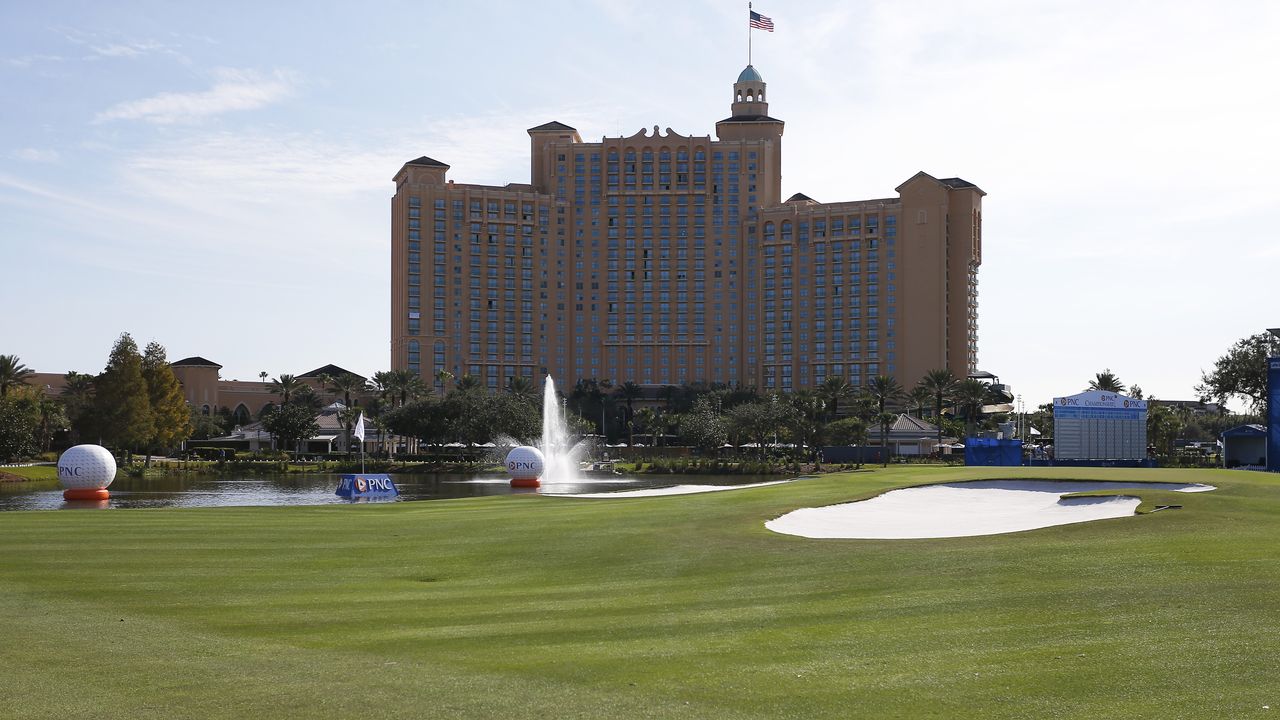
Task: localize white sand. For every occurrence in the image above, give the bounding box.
[549,480,792,498]
[765,480,1216,539]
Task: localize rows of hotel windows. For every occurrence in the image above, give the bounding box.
[404,194,558,377]
[547,143,763,384]
[406,201,919,389]
[759,213,900,391]
[554,147,758,209]
[400,154,969,391]
[404,338,725,389]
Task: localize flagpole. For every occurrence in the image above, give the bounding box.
[748,2,753,66]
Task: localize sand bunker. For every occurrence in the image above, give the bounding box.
[766,479,1216,539]
[550,480,791,498]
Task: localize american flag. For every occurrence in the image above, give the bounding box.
[749,10,774,32]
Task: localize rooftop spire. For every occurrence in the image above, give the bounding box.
[731,64,768,118]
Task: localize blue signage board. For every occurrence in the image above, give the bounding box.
[335,474,399,499]
[1052,407,1144,420]
[1268,357,1280,472]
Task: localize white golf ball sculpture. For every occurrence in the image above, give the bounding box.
[57,444,117,501]
[506,445,545,488]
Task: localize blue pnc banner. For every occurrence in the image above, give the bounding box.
[1268,357,1280,472]
[335,474,399,499]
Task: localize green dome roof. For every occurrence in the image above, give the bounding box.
[737,65,764,83]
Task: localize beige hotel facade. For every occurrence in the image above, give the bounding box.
[391,65,983,393]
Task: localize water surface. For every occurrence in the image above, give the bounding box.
[0,472,779,511]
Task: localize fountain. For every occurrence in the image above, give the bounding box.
[539,376,582,485]
[505,376,583,488]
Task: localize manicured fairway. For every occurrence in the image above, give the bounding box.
[2,466,1277,719]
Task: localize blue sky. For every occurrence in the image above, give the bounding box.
[2,0,1278,410]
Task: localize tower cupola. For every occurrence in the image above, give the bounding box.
[732,64,768,117]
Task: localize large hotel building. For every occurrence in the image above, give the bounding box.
[391,65,983,393]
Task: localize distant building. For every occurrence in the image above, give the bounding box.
[169,358,373,423]
[879,413,944,456]
[29,358,376,426]
[391,63,983,394]
[1149,399,1222,415]
[199,402,387,454]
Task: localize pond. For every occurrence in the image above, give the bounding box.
[0,472,782,511]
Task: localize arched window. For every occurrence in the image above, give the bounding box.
[259,402,276,420]
[232,404,251,426]
[201,404,210,416]
[407,340,421,373]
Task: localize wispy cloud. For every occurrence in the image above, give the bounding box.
[4,53,64,68]
[94,67,299,124]
[88,41,165,58]
[12,148,60,162]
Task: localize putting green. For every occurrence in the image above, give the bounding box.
[1,466,1276,719]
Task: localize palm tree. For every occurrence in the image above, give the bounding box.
[818,376,853,422]
[658,384,677,411]
[507,375,537,402]
[269,374,301,405]
[61,371,97,444]
[908,386,933,419]
[789,391,826,458]
[866,375,904,464]
[321,372,369,452]
[34,396,68,453]
[0,355,35,397]
[385,369,425,408]
[616,381,643,445]
[376,369,423,456]
[435,368,454,396]
[369,370,395,404]
[875,412,897,467]
[953,379,991,438]
[634,407,659,446]
[258,371,268,386]
[322,372,368,409]
[918,368,958,451]
[1089,369,1126,394]
[455,374,482,391]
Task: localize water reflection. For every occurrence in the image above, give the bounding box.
[0,472,779,511]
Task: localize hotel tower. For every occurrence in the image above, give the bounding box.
[391,65,984,393]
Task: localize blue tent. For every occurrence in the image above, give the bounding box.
[964,437,1022,466]
[1221,424,1267,469]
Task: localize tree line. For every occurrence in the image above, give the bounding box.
[376,369,1010,467]
[0,334,191,464]
[3,329,1271,464]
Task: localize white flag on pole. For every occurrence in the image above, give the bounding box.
[353,412,366,442]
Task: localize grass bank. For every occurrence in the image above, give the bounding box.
[0,464,57,482]
[1,466,1276,719]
